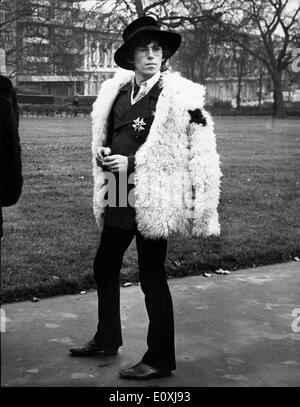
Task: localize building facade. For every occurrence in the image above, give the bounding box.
[1,0,298,102]
[83,30,120,96]
[0,0,121,96]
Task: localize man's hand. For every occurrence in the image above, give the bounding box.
[96,147,111,167]
[101,154,128,173]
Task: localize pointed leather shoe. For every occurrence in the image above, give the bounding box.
[69,339,119,356]
[119,361,172,380]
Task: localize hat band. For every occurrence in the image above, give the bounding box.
[125,25,161,42]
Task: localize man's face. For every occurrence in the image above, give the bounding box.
[133,41,163,78]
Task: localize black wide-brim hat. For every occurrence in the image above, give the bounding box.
[114,16,181,70]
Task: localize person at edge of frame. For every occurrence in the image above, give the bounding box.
[0,74,22,238]
[69,16,222,380]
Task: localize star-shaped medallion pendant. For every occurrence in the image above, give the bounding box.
[132,117,146,132]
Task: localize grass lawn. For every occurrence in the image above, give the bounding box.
[1,116,299,303]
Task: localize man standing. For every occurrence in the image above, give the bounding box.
[70,17,222,380]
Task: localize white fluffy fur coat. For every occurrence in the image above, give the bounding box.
[91,68,222,239]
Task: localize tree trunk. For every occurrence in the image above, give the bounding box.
[236,74,242,109]
[236,60,243,110]
[258,66,263,108]
[134,0,145,17]
[272,72,285,117]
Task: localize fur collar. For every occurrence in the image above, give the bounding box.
[92,67,206,120]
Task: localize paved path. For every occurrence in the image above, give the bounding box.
[1,261,300,387]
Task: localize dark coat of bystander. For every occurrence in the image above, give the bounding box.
[0,75,23,237]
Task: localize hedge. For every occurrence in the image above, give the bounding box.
[19,103,92,117]
[19,103,300,117]
[17,94,55,104]
[206,106,300,116]
[54,95,97,106]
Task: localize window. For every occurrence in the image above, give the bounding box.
[27,44,49,57]
[54,54,63,64]
[35,0,51,5]
[39,26,48,37]
[25,61,48,74]
[32,6,50,20]
[54,9,72,21]
[0,10,7,24]
[25,24,48,38]
[54,27,73,37]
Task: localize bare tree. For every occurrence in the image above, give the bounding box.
[86,0,225,31]
[213,0,300,117]
[84,0,226,82]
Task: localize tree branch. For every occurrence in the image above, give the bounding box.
[144,0,170,14]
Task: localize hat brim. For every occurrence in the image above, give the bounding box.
[114,29,181,70]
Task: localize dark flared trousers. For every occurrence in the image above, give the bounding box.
[93,224,176,371]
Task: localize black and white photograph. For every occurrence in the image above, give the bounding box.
[0,0,299,392]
